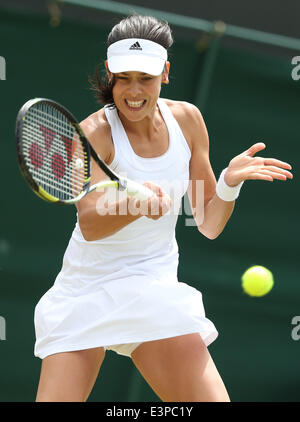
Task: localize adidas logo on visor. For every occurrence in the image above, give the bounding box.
[129,41,142,51]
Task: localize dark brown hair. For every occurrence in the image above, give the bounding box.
[89,14,173,107]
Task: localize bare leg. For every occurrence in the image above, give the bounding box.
[35,347,105,402]
[132,333,230,402]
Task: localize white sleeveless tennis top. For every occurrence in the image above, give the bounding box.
[34,98,218,359]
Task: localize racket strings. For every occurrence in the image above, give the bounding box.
[22,122,80,182]
[22,119,83,198]
[21,104,87,201]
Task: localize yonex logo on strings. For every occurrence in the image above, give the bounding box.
[129,42,142,51]
[0,56,6,80]
[30,126,73,180]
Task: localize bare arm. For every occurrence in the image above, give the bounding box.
[76,113,171,241]
[186,103,235,239]
[185,103,293,240]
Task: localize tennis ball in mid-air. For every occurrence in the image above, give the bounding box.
[241,265,274,297]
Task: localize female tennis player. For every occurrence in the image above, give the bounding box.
[34,15,293,402]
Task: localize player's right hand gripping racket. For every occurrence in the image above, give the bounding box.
[16,98,153,204]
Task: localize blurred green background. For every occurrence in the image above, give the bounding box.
[0,2,299,402]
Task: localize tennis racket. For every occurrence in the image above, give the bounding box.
[15,98,153,204]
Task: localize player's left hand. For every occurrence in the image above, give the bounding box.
[224,142,293,186]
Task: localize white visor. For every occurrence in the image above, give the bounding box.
[107,38,168,76]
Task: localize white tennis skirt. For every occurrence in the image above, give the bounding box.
[34,273,218,359]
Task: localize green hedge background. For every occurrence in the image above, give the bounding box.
[0,7,299,401]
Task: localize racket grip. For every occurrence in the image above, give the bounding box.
[124,179,154,201]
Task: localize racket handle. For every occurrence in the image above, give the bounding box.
[123,179,154,201]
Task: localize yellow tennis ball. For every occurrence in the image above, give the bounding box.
[241,265,274,297]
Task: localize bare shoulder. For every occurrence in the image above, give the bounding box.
[79,107,113,164]
[161,99,208,152]
[162,99,204,124]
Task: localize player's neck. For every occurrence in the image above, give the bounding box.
[117,104,163,138]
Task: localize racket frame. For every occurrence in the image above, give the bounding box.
[16,98,124,204]
[16,98,152,205]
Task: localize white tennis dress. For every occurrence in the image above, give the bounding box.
[34,98,218,359]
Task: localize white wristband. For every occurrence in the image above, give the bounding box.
[216,168,244,201]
